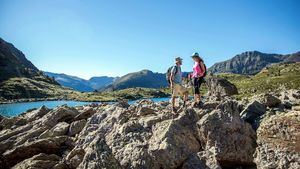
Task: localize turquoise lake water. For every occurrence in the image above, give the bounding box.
[0,98,170,117]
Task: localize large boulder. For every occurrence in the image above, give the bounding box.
[39,122,70,139]
[78,136,122,169]
[198,100,256,168]
[240,100,266,129]
[206,77,238,98]
[148,109,201,169]
[182,151,222,169]
[254,110,300,169]
[68,119,86,136]
[65,148,86,168]
[263,94,281,107]
[39,105,78,127]
[11,153,60,169]
[0,136,68,168]
[137,106,156,116]
[74,107,96,121]
[20,106,50,123]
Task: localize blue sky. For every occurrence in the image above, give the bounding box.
[0,0,299,79]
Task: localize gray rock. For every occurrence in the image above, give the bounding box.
[263,94,281,107]
[65,148,85,168]
[240,100,266,129]
[198,100,256,167]
[39,122,69,139]
[68,119,86,136]
[206,77,238,98]
[74,107,96,121]
[114,100,130,108]
[39,106,78,127]
[254,111,300,169]
[148,109,201,169]
[20,105,50,123]
[1,136,68,168]
[182,151,221,169]
[137,106,156,116]
[12,153,60,169]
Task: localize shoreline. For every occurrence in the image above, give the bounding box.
[0,96,171,105]
[0,97,115,105]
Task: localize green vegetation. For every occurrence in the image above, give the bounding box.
[0,76,170,102]
[216,63,300,99]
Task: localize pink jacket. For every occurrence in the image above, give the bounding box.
[192,62,204,78]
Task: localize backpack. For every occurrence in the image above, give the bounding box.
[166,66,178,84]
[199,61,207,77]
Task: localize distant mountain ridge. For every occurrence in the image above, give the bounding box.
[44,72,115,92]
[209,51,300,75]
[103,70,168,91]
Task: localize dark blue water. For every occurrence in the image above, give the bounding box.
[0,98,170,117]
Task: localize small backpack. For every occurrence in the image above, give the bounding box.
[166,66,178,84]
[199,61,207,77]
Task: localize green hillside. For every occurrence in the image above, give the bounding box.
[216,62,300,99]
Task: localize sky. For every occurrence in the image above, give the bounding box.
[0,0,299,79]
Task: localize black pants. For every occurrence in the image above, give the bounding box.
[193,77,203,94]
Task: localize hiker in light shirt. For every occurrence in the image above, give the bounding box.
[169,57,188,113]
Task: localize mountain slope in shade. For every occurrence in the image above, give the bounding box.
[104,70,168,91]
[0,38,67,100]
[44,72,115,92]
[0,38,39,82]
[209,51,300,75]
[44,72,94,92]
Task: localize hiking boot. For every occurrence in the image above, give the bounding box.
[172,107,177,114]
[183,101,186,107]
[192,101,203,108]
[192,102,199,108]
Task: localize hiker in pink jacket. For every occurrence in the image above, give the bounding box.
[191,52,206,107]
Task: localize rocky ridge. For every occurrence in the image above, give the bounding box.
[209,51,300,75]
[0,85,299,169]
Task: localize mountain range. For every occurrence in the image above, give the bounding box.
[209,51,300,75]
[1,37,299,98]
[44,72,115,92]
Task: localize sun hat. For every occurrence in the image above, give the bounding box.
[191,52,200,57]
[175,57,183,62]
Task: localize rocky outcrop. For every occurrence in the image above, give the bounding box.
[206,77,238,99]
[254,111,300,169]
[11,153,61,169]
[198,100,256,167]
[208,51,299,75]
[240,101,266,130]
[0,92,299,169]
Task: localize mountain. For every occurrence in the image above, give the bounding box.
[0,38,73,100]
[103,70,168,91]
[44,72,115,92]
[43,72,93,92]
[88,76,116,90]
[0,38,39,81]
[209,51,300,75]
